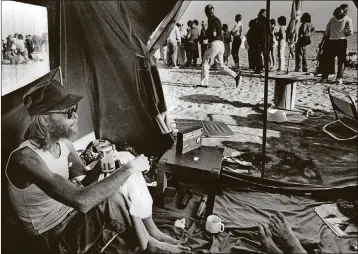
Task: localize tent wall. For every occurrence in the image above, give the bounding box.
[59,1,180,155]
[59,2,94,140]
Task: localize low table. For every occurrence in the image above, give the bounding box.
[156,145,225,207]
[239,71,319,110]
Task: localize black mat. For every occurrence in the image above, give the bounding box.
[152,183,356,254]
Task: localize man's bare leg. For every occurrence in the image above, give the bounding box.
[147,235,191,254]
[143,217,187,245]
[258,225,283,254]
[268,212,307,254]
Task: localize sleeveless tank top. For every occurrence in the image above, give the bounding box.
[5,139,74,235]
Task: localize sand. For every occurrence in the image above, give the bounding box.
[157,33,358,186]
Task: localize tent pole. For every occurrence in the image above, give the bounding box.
[261,0,270,179]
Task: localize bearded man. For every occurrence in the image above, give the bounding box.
[5,80,191,253]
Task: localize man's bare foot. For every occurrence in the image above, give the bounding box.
[143,217,187,245]
[268,212,307,254]
[155,231,188,245]
[147,236,191,254]
[258,225,283,254]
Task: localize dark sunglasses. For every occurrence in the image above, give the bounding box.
[44,104,78,119]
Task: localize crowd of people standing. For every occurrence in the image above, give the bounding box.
[161,3,353,86]
[2,33,48,65]
[163,19,203,69]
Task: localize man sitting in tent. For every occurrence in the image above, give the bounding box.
[5,80,191,253]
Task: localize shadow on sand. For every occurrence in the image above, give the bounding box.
[177,94,357,187]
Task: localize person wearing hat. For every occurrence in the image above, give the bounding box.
[201,4,241,87]
[5,80,191,253]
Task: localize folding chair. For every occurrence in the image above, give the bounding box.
[322,87,358,141]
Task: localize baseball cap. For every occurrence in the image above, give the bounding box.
[23,79,83,116]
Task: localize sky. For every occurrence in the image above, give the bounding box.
[1,1,356,38]
[180,1,357,31]
[2,1,48,38]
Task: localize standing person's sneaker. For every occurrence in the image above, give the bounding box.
[337,78,343,85]
[320,78,328,84]
[328,74,336,79]
[173,66,179,69]
[235,75,242,88]
[233,63,240,69]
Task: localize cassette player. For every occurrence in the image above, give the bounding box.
[176,126,203,154]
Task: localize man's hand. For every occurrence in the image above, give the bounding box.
[114,151,135,165]
[128,154,150,173]
[344,28,352,37]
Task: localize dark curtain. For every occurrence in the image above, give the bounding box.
[60,1,179,155]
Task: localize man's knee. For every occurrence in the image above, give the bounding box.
[109,192,127,210]
[202,58,212,67]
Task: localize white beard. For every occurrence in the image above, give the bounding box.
[48,118,78,140]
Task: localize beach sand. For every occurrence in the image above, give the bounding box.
[157,33,357,186]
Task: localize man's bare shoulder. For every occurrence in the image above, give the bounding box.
[12,146,37,162]
[7,147,44,187]
[10,147,43,170]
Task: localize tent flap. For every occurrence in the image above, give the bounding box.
[60,1,178,155]
[148,0,191,56]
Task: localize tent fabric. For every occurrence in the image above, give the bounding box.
[221,170,358,200]
[59,1,185,155]
[286,0,302,46]
[213,187,357,254]
[152,184,357,254]
[148,1,191,56]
